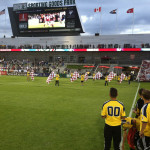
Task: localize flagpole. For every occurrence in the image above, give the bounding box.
[132,10,134,35]
[5,7,6,37]
[100,11,102,35]
[116,9,118,34]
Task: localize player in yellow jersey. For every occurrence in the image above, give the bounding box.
[55,73,60,86]
[93,73,95,81]
[27,69,30,81]
[101,88,126,150]
[117,75,120,83]
[81,73,84,86]
[139,89,150,149]
[105,76,108,86]
[71,72,73,78]
[121,117,142,150]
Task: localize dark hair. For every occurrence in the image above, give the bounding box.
[138,88,144,96]
[142,89,150,100]
[110,88,118,98]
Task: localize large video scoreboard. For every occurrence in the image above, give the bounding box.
[8,0,84,37]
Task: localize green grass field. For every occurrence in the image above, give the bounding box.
[0,76,149,150]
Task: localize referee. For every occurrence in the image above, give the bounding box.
[101,88,126,150]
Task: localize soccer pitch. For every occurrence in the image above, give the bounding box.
[0,76,149,150]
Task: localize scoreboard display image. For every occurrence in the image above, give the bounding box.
[28,11,66,29]
[8,5,84,37]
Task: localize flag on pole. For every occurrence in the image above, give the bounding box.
[107,72,116,82]
[95,72,103,80]
[94,7,101,12]
[70,71,79,82]
[84,72,88,81]
[110,9,117,14]
[120,73,126,83]
[46,72,55,84]
[30,70,34,81]
[0,9,5,15]
[127,8,134,13]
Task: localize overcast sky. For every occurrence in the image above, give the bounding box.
[0,0,150,37]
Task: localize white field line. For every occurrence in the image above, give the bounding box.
[120,82,140,150]
[129,83,140,117]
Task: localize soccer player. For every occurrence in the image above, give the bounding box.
[133,88,144,118]
[93,73,95,81]
[128,75,131,84]
[27,69,30,81]
[105,76,108,86]
[139,89,150,149]
[55,73,60,86]
[81,73,84,86]
[71,72,73,78]
[121,117,142,150]
[117,75,121,83]
[101,88,126,150]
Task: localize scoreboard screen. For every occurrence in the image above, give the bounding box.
[8,5,83,37]
[28,11,66,29]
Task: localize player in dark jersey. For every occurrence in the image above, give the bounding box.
[133,88,144,118]
[101,88,126,150]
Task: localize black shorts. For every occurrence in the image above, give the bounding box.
[55,80,59,83]
[81,81,84,83]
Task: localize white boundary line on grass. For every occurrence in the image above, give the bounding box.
[120,82,140,150]
[129,82,140,117]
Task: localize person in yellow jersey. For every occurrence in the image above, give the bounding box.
[117,75,121,83]
[71,72,73,78]
[101,88,126,150]
[121,117,142,150]
[139,89,150,149]
[133,88,144,118]
[55,73,60,86]
[27,69,30,81]
[81,73,84,86]
[93,73,95,81]
[105,75,108,86]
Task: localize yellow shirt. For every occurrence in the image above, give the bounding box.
[140,103,150,137]
[122,117,140,131]
[105,76,108,81]
[56,74,60,81]
[81,75,84,81]
[128,75,131,80]
[27,71,30,76]
[71,73,73,77]
[93,74,95,77]
[101,100,126,126]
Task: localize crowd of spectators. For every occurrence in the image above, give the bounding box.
[1,43,150,49]
[0,58,65,76]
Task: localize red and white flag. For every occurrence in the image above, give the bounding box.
[95,72,103,80]
[30,70,34,81]
[107,72,116,82]
[84,72,88,81]
[127,8,134,13]
[0,9,5,15]
[94,7,101,12]
[120,73,126,83]
[46,72,56,84]
[70,71,79,82]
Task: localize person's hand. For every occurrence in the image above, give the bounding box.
[139,131,144,138]
[133,109,137,114]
